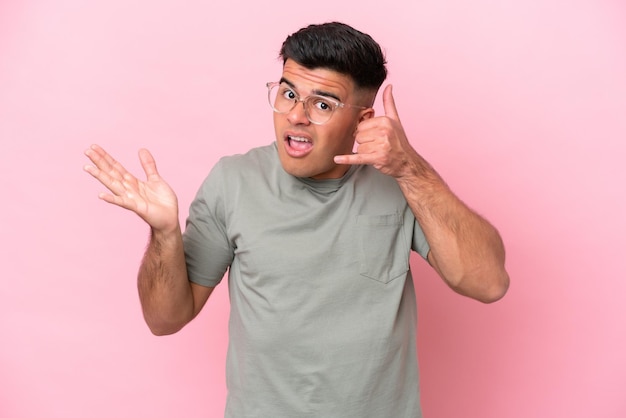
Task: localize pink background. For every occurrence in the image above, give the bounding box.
[1,1,625,417]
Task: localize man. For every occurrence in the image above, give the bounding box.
[84,22,509,418]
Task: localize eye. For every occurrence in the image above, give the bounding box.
[280,87,297,101]
[311,98,334,112]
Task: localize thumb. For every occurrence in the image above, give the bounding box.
[138,148,160,180]
[382,84,400,122]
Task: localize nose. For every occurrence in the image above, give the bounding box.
[287,99,311,125]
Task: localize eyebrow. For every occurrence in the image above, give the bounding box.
[279,77,343,102]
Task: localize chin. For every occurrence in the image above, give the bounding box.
[276,141,344,179]
[280,161,317,178]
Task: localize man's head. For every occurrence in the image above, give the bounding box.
[272,22,388,180]
[279,22,387,95]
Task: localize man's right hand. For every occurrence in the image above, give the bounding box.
[84,144,179,233]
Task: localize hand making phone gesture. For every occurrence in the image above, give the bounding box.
[334,85,420,180]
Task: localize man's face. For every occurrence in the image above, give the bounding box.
[273,59,374,179]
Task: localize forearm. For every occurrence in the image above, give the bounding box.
[138,223,194,335]
[396,152,509,302]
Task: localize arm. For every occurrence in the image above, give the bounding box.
[395,156,509,303]
[138,225,213,335]
[334,86,509,303]
[84,145,213,334]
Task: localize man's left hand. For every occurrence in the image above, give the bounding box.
[334,84,417,179]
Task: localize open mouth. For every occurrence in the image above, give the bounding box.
[284,134,313,157]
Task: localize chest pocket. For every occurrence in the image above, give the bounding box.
[357,213,410,284]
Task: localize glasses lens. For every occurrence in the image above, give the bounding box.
[304,96,336,124]
[268,83,295,114]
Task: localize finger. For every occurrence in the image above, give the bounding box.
[86,144,122,176]
[84,144,127,183]
[334,153,376,166]
[98,191,126,206]
[98,188,144,214]
[355,114,390,143]
[382,84,400,122]
[84,146,134,196]
[138,148,160,180]
[84,145,108,170]
[83,162,128,197]
[88,168,142,208]
[354,125,373,144]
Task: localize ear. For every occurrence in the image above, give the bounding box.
[358,107,375,122]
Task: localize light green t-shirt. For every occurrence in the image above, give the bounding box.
[183,143,430,418]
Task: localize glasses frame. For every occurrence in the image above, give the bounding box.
[266,81,368,125]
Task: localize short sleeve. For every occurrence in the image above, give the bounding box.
[182,161,234,287]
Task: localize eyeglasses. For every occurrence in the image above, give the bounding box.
[266,81,367,125]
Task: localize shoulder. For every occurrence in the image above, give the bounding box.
[217,143,277,173]
[198,143,279,195]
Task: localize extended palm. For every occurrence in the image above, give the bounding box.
[84,144,179,233]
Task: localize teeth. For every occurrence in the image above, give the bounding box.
[289,135,310,143]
